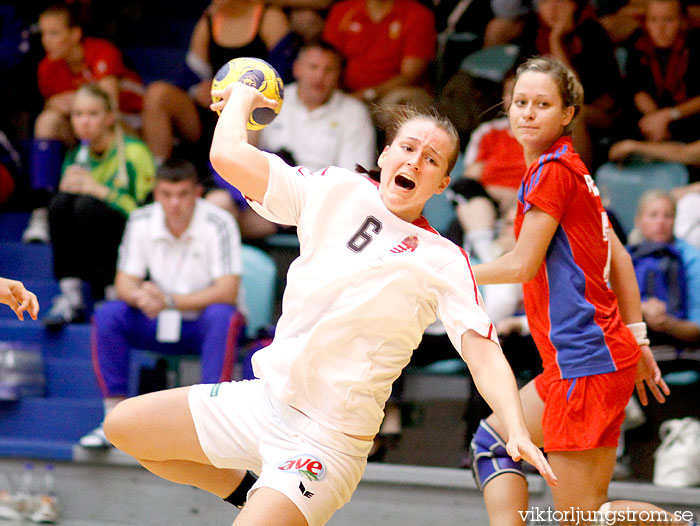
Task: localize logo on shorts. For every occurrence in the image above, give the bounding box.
[277,454,326,481]
[210,383,221,397]
[299,482,314,499]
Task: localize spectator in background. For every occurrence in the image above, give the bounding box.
[609,135,700,167]
[439,73,524,265]
[322,0,437,125]
[460,72,525,211]
[43,84,155,328]
[598,0,700,44]
[608,132,700,182]
[608,121,700,252]
[628,189,700,347]
[80,158,244,449]
[265,0,333,44]
[0,130,21,208]
[516,0,623,168]
[620,0,700,144]
[140,0,291,176]
[258,41,376,172]
[23,2,144,244]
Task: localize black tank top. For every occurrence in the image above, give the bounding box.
[206,9,269,73]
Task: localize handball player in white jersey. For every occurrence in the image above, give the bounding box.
[103,82,557,526]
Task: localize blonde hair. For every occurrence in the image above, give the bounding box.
[72,84,129,187]
[635,189,676,219]
[74,83,115,113]
[514,56,584,135]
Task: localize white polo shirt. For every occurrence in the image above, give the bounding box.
[248,154,498,437]
[118,198,242,315]
[257,83,376,172]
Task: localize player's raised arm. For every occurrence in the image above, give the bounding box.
[209,83,279,203]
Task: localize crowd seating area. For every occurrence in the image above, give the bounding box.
[1,0,699,488]
[0,211,279,461]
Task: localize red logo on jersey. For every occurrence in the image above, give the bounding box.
[277,455,326,481]
[390,235,419,253]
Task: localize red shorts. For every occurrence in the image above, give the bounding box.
[535,365,636,452]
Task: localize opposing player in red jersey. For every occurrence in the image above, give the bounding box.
[471,56,694,526]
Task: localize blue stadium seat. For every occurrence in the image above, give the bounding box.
[460,44,520,83]
[595,161,689,234]
[422,192,456,235]
[0,242,54,280]
[421,154,464,235]
[241,244,278,338]
[0,319,91,360]
[0,212,30,241]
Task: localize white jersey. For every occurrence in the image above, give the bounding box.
[249,155,497,436]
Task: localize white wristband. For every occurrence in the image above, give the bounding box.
[627,322,650,346]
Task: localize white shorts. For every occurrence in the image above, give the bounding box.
[188,379,372,526]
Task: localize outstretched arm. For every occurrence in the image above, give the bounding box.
[461,330,557,487]
[209,83,280,203]
[473,207,558,285]
[0,277,39,321]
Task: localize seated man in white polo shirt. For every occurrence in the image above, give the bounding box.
[257,40,376,172]
[81,158,244,449]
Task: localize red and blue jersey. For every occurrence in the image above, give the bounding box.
[515,136,639,379]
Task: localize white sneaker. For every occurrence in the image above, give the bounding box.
[22,207,50,244]
[0,489,40,521]
[29,495,58,524]
[43,295,86,329]
[79,425,112,449]
[0,489,22,520]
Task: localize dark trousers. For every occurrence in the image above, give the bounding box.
[48,193,127,297]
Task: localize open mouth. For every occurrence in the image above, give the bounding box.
[394,175,415,190]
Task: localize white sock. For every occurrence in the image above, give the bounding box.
[58,278,84,308]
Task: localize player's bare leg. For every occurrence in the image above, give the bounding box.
[480,380,545,526]
[233,487,308,526]
[142,82,202,161]
[104,386,245,497]
[547,447,615,525]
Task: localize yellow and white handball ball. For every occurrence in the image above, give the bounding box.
[211,57,284,130]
